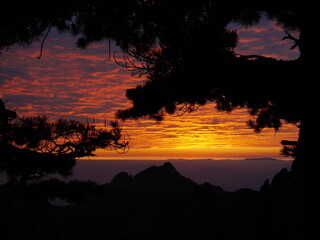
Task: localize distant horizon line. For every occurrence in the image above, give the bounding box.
[79,157,293,162]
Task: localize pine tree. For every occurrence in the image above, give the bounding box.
[0,0,318,183]
[0,99,127,187]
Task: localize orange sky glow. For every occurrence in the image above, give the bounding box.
[0,18,299,160]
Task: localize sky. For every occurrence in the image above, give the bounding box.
[0,17,300,160]
[71,159,292,191]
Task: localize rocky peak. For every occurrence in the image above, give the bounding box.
[132,162,197,193]
[110,172,133,188]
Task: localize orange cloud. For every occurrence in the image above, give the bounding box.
[238,38,262,43]
[0,28,299,160]
[229,17,300,60]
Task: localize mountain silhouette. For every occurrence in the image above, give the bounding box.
[1,161,317,240]
[110,171,133,187]
[110,162,197,193]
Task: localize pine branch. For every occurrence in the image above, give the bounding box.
[282,30,299,50]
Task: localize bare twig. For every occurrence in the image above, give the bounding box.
[282,30,300,50]
[169,103,200,117]
[38,24,52,59]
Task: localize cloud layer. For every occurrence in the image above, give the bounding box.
[0,20,299,159]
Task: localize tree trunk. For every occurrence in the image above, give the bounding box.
[291,11,320,238]
[292,10,320,185]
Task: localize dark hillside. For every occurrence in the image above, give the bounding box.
[1,162,317,239]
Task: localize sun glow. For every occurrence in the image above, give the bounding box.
[0,25,299,160]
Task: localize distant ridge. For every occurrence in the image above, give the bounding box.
[241,158,283,162]
[154,158,287,162]
[110,162,197,193]
[65,158,292,191]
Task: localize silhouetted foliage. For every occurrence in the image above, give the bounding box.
[0,99,128,187]
[0,2,312,130]
[1,3,319,238]
[27,178,102,204]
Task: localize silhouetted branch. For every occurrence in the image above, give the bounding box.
[114,133,130,154]
[0,103,129,186]
[282,30,300,50]
[37,24,52,59]
[169,103,200,117]
[113,45,170,78]
[281,140,298,145]
[113,51,153,77]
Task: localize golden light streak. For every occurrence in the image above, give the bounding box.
[0,23,299,160]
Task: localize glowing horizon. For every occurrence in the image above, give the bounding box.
[0,18,299,160]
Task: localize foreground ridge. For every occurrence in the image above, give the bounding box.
[0,162,318,239]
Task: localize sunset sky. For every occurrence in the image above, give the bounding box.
[0,17,299,160]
